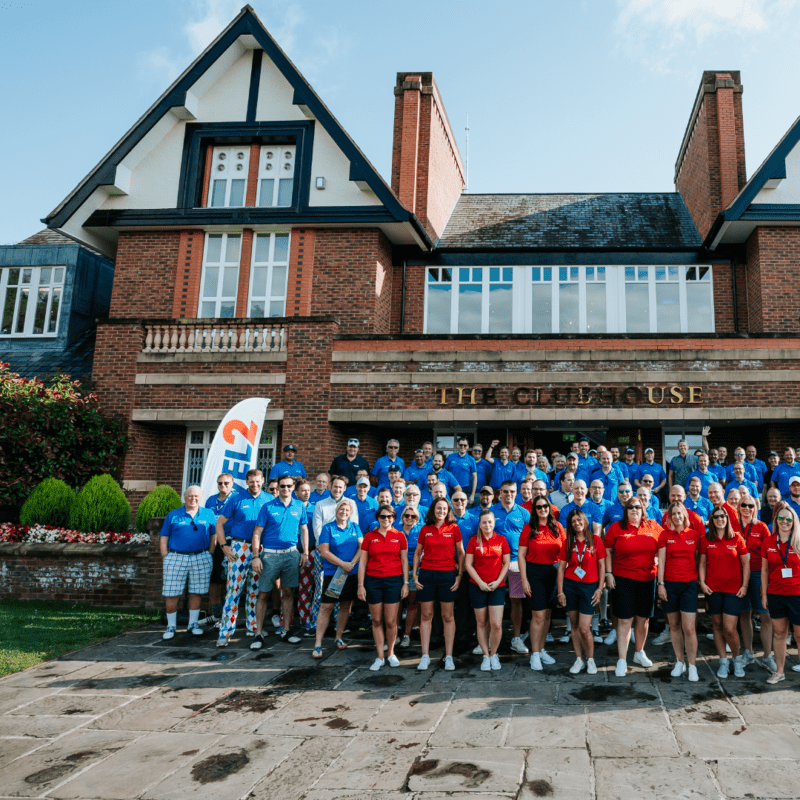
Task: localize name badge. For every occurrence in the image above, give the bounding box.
[574,567,587,579]
[782,568,793,579]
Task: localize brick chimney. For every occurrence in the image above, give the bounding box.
[391,72,465,242]
[675,71,746,241]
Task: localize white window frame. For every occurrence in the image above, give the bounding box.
[663,430,704,472]
[183,424,277,492]
[433,424,478,458]
[198,233,241,319]
[256,145,296,207]
[423,265,715,334]
[1,266,65,337]
[248,232,290,318]
[207,146,250,208]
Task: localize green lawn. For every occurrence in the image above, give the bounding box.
[0,600,161,676]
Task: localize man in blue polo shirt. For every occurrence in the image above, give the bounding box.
[471,443,493,495]
[725,447,759,488]
[686,452,715,499]
[160,485,217,639]
[576,438,599,476]
[560,479,603,536]
[668,439,698,490]
[589,451,620,499]
[637,448,667,497]
[250,475,309,647]
[309,473,331,504]
[352,477,379,527]
[589,479,614,521]
[745,446,768,492]
[514,450,549,493]
[403,449,430,488]
[707,448,727,484]
[772,447,800,498]
[685,477,713,520]
[487,440,516,490]
[420,453,460,494]
[725,462,759,502]
[371,439,405,489]
[619,448,639,485]
[445,437,478,505]
[268,444,307,482]
[215,469,270,646]
[602,482,634,528]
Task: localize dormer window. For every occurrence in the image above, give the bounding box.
[208,146,250,207]
[257,145,295,207]
[1,266,64,336]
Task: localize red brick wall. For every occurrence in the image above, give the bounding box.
[745,231,764,333]
[171,231,204,319]
[287,229,316,317]
[745,227,800,333]
[111,232,182,317]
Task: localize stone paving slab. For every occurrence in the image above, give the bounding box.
[507,704,587,748]
[593,756,719,799]
[365,692,453,732]
[166,668,281,690]
[0,688,60,714]
[173,689,299,735]
[714,756,800,798]
[519,748,591,800]
[558,681,661,705]
[0,661,104,688]
[587,705,679,757]
[674,722,800,758]
[7,693,130,718]
[0,716,89,738]
[455,681,559,703]
[334,667,432,695]
[407,747,525,793]
[0,737,49,769]
[427,699,511,748]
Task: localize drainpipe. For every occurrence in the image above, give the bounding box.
[730,258,739,333]
[400,258,407,333]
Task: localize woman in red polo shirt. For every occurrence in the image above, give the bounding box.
[357,504,409,672]
[739,497,774,671]
[519,499,566,671]
[556,509,605,675]
[465,510,510,671]
[699,506,750,679]
[760,503,800,684]
[605,497,662,677]
[657,502,701,682]
[413,498,465,672]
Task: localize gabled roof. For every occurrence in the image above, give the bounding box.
[14,229,107,257]
[44,5,426,245]
[437,193,702,250]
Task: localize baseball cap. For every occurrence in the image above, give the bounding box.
[789,476,800,486]
[283,444,297,452]
[769,451,779,457]
[388,465,401,473]
[645,447,655,454]
[625,448,635,455]
[356,477,370,487]
[414,448,424,454]
[347,438,359,447]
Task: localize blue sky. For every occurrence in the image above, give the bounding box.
[2,0,800,243]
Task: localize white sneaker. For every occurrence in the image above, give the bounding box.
[707,633,715,640]
[162,626,176,640]
[633,650,653,668]
[271,614,281,628]
[717,658,730,678]
[559,633,571,643]
[570,658,585,674]
[653,629,671,646]
[586,658,597,674]
[370,658,385,671]
[444,655,456,671]
[742,649,755,665]
[545,632,554,643]
[187,622,204,636]
[490,654,502,671]
[592,630,603,643]
[764,654,777,673]
[687,664,699,682]
[216,637,228,648]
[615,658,627,677]
[417,654,431,671]
[473,644,484,655]
[510,637,529,654]
[387,654,400,668]
[733,656,745,677]
[521,631,530,643]
[604,629,617,646]
[630,630,635,644]
[540,650,556,665]
[530,653,543,671]
[792,664,800,673]
[725,643,731,653]
[671,661,686,677]
[400,635,411,648]
[481,655,492,671]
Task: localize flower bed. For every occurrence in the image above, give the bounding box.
[0,523,149,545]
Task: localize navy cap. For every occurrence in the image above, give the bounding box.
[283,444,297,452]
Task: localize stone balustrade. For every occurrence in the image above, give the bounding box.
[142,320,286,354]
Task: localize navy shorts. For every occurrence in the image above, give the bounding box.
[209,545,226,586]
[320,573,358,604]
[525,562,558,612]
[662,580,699,615]
[563,578,597,616]
[363,574,403,605]
[749,572,768,615]
[417,569,457,604]
[469,583,505,609]
[612,575,656,620]
[706,591,751,617]
[767,593,800,626]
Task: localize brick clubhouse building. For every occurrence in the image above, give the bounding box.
[29,6,800,507]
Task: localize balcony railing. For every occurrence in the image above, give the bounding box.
[142,320,286,354]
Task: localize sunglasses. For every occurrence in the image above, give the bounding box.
[378,514,394,520]
[279,483,294,489]
[388,445,399,449]
[534,504,550,510]
[217,481,231,486]
[740,503,755,508]
[711,514,727,520]
[501,489,515,494]
[402,513,418,519]
[628,505,643,510]
[776,515,793,523]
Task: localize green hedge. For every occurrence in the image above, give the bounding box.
[68,475,131,533]
[135,485,182,531]
[19,478,75,527]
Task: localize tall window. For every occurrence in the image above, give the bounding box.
[1,266,64,336]
[257,145,295,207]
[199,234,241,318]
[248,233,289,317]
[424,265,715,334]
[207,147,250,207]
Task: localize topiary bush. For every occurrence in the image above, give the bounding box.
[19,478,76,527]
[135,485,182,532]
[68,475,131,533]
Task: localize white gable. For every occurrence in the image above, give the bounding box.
[753,137,800,203]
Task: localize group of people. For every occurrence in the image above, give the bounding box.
[156,434,800,683]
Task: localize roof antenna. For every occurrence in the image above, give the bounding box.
[464,113,469,193]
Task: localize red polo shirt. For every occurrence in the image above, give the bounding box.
[558,537,607,583]
[605,519,662,580]
[701,533,748,593]
[467,533,510,585]
[418,523,462,572]
[361,529,408,577]
[762,534,800,594]
[519,522,566,564]
[657,527,700,582]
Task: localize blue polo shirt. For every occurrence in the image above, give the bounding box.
[344,485,377,500]
[560,499,603,530]
[454,512,479,550]
[489,460,517,491]
[223,491,271,542]
[419,468,460,493]
[709,463,727,483]
[268,459,307,481]
[474,458,493,491]
[589,467,620,499]
[352,494,379,531]
[773,462,800,497]
[786,499,800,519]
[445,452,478,489]
[725,479,758,500]
[602,501,626,529]
[205,487,245,537]
[746,458,768,491]
[620,461,639,483]
[491,501,528,560]
[403,462,430,487]
[638,462,667,488]
[317,520,362,576]
[309,489,331,504]
[686,469,715,499]
[254,496,308,549]
[371,455,406,489]
[160,506,216,553]
[513,464,549,490]
[725,462,758,487]
[684,495,713,520]
[590,497,614,521]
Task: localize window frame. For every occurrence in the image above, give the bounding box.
[0,266,65,338]
[207,146,251,208]
[248,232,291,318]
[198,233,242,319]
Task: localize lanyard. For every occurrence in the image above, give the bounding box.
[743,521,754,544]
[778,536,792,567]
[574,540,587,565]
[215,496,228,514]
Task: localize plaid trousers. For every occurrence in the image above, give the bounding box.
[218,539,259,640]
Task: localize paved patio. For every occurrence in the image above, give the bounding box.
[1,620,800,800]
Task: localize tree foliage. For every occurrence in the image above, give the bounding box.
[19,478,75,527]
[135,484,182,532]
[0,363,130,508]
[69,474,131,533]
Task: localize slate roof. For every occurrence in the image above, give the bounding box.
[16,228,107,257]
[437,193,703,249]
[0,328,96,383]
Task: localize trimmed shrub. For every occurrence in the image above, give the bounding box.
[69,475,131,533]
[135,485,182,532]
[19,478,75,527]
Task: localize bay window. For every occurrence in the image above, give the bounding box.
[1,266,65,336]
